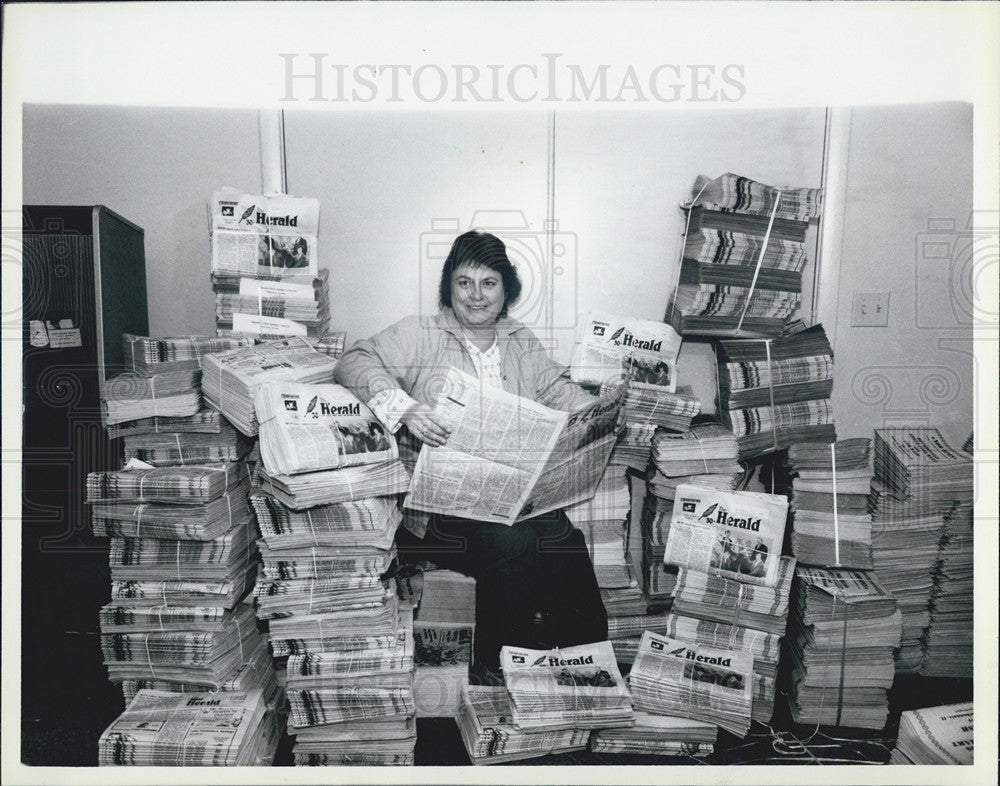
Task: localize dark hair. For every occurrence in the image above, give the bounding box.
[438,230,522,318]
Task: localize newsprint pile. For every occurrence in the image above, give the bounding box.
[81,174,976,768]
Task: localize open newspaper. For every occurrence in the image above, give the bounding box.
[256,381,398,476]
[571,312,682,390]
[404,367,624,526]
[210,187,319,278]
[664,485,789,587]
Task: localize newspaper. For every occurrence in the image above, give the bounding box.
[210,188,319,277]
[404,367,624,526]
[98,689,268,766]
[571,312,682,390]
[890,701,973,765]
[628,630,754,738]
[664,485,789,587]
[256,381,398,476]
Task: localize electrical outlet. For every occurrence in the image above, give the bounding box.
[852,291,890,327]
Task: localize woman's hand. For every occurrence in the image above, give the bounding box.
[401,403,451,447]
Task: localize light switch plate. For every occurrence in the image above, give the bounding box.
[852,291,890,327]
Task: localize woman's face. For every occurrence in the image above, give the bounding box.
[450,263,505,329]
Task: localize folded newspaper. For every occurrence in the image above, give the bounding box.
[405,367,624,526]
[256,381,398,476]
[889,701,973,764]
[628,630,754,738]
[570,312,681,390]
[210,188,319,277]
[664,485,789,587]
[500,640,634,731]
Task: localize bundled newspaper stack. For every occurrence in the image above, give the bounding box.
[870,427,973,675]
[98,689,282,766]
[248,386,416,766]
[457,685,590,764]
[641,423,743,608]
[213,269,331,339]
[658,484,793,723]
[122,333,253,375]
[100,368,202,427]
[565,465,633,589]
[888,701,973,764]
[785,566,901,730]
[209,188,328,340]
[783,439,874,570]
[715,323,837,460]
[921,500,973,677]
[604,383,702,469]
[412,569,476,718]
[629,630,752,738]
[122,419,254,467]
[500,641,634,731]
[201,337,338,436]
[666,173,823,338]
[312,330,347,359]
[590,711,717,757]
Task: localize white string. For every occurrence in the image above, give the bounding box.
[174,434,184,466]
[669,180,712,311]
[734,190,782,335]
[764,340,778,452]
[307,510,318,546]
[133,504,145,538]
[830,442,841,567]
[694,432,710,474]
[176,541,182,581]
[144,636,159,679]
[149,374,159,418]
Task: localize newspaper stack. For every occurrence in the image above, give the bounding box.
[413,570,476,718]
[606,611,670,664]
[888,702,973,764]
[122,421,254,467]
[565,464,632,589]
[784,439,874,570]
[870,427,973,674]
[98,689,279,766]
[122,333,253,375]
[201,337,338,436]
[608,422,658,470]
[255,460,411,510]
[613,382,702,432]
[921,501,973,677]
[786,566,901,730]
[312,330,347,359]
[590,711,717,757]
[868,483,945,672]
[629,631,753,738]
[571,313,682,390]
[213,269,330,337]
[715,324,837,460]
[255,381,398,476]
[500,641,634,731]
[108,406,227,440]
[666,173,823,338]
[101,368,202,427]
[457,685,589,764]
[650,423,741,478]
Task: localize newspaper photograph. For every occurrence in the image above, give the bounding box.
[413,622,474,667]
[570,312,682,391]
[404,367,623,526]
[256,381,397,476]
[664,485,789,587]
[211,187,319,277]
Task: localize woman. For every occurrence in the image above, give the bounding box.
[334,230,609,681]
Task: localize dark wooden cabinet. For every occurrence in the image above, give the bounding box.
[20,206,148,762]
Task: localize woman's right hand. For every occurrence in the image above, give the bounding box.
[401,403,451,447]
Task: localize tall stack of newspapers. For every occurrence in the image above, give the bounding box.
[888,702,973,764]
[785,566,901,730]
[869,427,973,675]
[659,485,794,725]
[715,323,837,460]
[782,439,874,570]
[209,188,330,340]
[249,380,414,766]
[91,333,283,766]
[566,465,633,591]
[640,424,743,610]
[666,172,823,338]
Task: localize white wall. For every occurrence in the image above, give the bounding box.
[823,103,973,446]
[20,103,973,446]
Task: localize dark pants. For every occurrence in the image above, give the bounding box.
[397,510,608,673]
